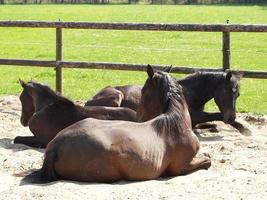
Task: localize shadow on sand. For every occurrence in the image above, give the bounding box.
[0,138,44,153]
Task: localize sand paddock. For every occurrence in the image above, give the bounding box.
[0,95,266,200]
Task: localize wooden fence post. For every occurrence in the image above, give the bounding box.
[56,27,63,93]
[222,31,230,71]
[222,20,230,71]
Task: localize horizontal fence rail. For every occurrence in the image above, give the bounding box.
[0,59,266,79]
[0,20,267,93]
[1,21,267,32]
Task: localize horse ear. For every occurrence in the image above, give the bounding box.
[147,64,154,79]
[164,65,172,73]
[235,71,243,80]
[226,70,232,82]
[19,79,26,88]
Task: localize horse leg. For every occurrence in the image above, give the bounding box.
[230,120,252,136]
[195,123,217,129]
[13,136,44,148]
[166,157,211,177]
[180,158,211,175]
[190,110,223,127]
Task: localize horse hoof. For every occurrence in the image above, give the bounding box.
[13,136,21,144]
[202,159,211,170]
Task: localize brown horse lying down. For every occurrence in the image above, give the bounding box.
[14,80,136,148]
[22,65,210,183]
[85,85,142,111]
[85,67,241,127]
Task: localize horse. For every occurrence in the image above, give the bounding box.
[178,71,240,126]
[21,65,210,183]
[85,85,142,111]
[14,80,137,148]
[85,68,241,127]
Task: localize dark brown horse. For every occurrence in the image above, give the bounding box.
[14,80,136,148]
[85,69,241,127]
[85,85,142,111]
[22,65,210,183]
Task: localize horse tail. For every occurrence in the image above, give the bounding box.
[19,151,58,184]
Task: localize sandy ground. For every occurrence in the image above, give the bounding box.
[0,95,266,200]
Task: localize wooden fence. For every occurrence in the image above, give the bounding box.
[0,20,267,93]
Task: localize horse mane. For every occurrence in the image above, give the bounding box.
[152,72,188,136]
[180,71,226,87]
[180,71,240,87]
[178,71,240,104]
[29,81,75,106]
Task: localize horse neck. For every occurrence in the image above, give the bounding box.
[32,91,56,112]
[179,73,225,106]
[151,96,191,140]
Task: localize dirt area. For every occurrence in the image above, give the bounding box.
[0,95,266,200]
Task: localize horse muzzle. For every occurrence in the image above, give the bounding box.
[20,117,29,127]
[223,111,236,124]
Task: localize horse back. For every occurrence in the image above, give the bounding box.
[47,118,168,181]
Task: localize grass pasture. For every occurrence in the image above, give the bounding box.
[0,5,266,114]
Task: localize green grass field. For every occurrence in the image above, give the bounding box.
[0,5,266,114]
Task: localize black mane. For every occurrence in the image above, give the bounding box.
[152,72,188,136]
[181,71,226,84]
[178,71,240,109]
[29,81,75,106]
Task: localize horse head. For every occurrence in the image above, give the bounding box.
[19,79,74,126]
[19,79,35,126]
[136,65,173,122]
[214,71,241,124]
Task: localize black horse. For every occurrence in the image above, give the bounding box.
[179,71,241,126]
[85,70,241,127]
